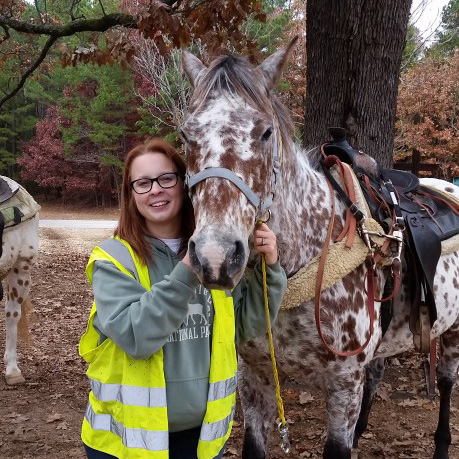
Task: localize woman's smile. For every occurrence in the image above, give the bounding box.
[130,152,184,238]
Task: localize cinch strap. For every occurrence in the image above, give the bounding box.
[90,379,167,407]
[85,404,169,451]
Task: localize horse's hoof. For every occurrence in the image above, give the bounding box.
[5,373,26,385]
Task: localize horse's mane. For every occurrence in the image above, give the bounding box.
[190,54,295,156]
[304,145,323,171]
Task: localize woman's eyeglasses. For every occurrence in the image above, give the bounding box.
[130,172,179,194]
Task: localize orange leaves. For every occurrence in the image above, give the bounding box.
[60,33,136,69]
[138,1,189,52]
[59,0,263,69]
[395,53,459,178]
[137,0,263,57]
[0,0,25,18]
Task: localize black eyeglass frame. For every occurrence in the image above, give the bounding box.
[130,172,180,194]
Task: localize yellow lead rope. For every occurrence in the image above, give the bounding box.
[260,254,290,453]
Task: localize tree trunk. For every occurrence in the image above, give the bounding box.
[303,0,412,167]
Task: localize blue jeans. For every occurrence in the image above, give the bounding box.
[169,427,226,459]
[84,430,226,459]
[84,444,117,459]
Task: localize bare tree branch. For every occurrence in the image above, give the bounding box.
[132,36,197,129]
[98,0,107,17]
[0,12,139,108]
[34,0,44,24]
[70,0,79,21]
[70,0,86,21]
[401,29,437,70]
[0,35,57,107]
[0,13,137,37]
[0,0,257,109]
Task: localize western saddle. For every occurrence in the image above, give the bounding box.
[320,128,459,358]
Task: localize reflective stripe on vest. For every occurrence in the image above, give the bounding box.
[207,374,237,402]
[200,405,236,442]
[80,237,237,459]
[85,404,169,451]
[90,378,167,407]
[90,376,235,407]
[97,238,137,279]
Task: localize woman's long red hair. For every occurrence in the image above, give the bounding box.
[115,138,194,263]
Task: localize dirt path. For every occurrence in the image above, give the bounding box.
[0,221,458,458]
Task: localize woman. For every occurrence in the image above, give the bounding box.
[79,138,287,459]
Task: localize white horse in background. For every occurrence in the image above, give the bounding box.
[0,176,40,385]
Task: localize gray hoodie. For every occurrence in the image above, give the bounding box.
[91,237,287,432]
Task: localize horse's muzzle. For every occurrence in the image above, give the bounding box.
[188,232,247,289]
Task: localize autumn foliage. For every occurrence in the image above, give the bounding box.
[395,52,459,178]
[2,0,458,204]
[18,109,71,191]
[61,0,265,68]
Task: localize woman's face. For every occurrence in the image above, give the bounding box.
[130,152,184,238]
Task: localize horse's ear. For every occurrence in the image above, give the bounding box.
[257,36,298,90]
[182,51,207,88]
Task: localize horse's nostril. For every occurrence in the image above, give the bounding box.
[232,240,245,262]
[226,239,245,272]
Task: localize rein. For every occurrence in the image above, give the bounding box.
[316,160,376,357]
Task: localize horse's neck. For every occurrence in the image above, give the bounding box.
[271,145,345,276]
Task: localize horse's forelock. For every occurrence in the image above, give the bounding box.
[190,55,268,111]
[189,54,294,156]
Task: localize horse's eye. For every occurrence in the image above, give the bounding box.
[262,127,273,141]
[180,129,189,143]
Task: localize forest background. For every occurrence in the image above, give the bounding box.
[0,0,458,206]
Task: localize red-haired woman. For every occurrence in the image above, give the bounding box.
[79,138,286,459]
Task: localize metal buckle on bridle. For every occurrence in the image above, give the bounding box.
[257,208,271,223]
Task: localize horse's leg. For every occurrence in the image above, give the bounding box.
[323,369,365,459]
[239,357,278,459]
[4,218,38,385]
[433,319,459,459]
[353,357,385,447]
[4,274,25,384]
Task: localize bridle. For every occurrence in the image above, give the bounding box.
[184,131,282,221]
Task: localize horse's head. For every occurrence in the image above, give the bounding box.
[181,39,297,289]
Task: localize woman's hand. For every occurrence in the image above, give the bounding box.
[254,222,278,265]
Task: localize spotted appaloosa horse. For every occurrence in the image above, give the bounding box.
[1,193,39,385]
[181,41,459,459]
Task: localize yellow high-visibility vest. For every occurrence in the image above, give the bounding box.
[79,237,237,459]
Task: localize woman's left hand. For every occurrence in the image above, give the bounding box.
[254,222,278,265]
